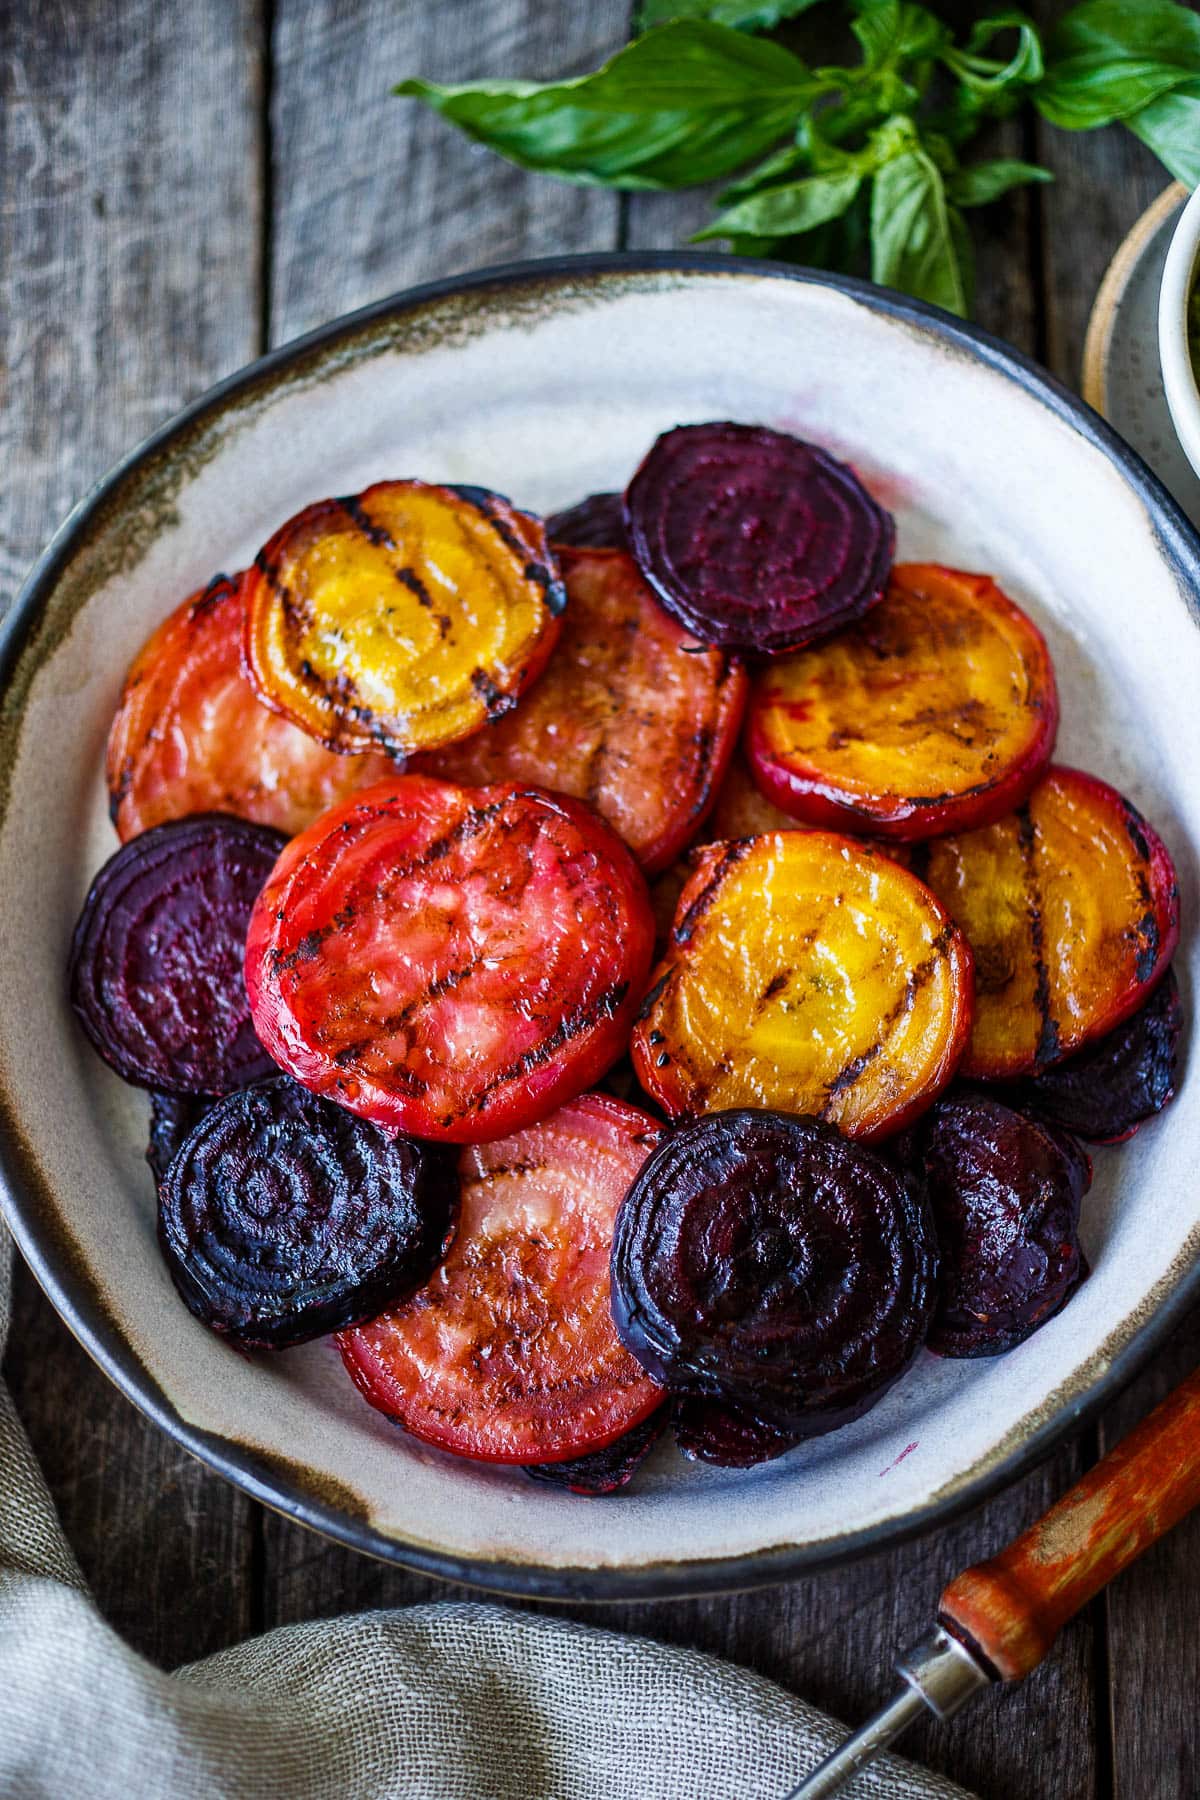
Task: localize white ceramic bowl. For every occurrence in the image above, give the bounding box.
[2,256,1198,1598]
[1159,181,1200,482]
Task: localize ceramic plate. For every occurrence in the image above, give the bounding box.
[1,256,1197,1599]
[1083,181,1200,530]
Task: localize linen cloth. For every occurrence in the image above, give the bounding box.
[0,1232,973,1800]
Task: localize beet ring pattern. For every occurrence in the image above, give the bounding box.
[158,1077,458,1349]
[610,1108,939,1437]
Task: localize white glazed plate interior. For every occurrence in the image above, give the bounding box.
[1,259,1198,1598]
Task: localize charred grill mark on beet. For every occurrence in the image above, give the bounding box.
[465,980,631,1111]
[1016,804,1061,1069]
[338,493,396,550]
[1011,965,1182,1142]
[672,841,752,945]
[470,667,520,722]
[396,566,434,608]
[524,1404,667,1494]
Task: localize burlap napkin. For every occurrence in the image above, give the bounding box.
[0,1230,973,1799]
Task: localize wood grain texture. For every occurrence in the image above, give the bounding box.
[0,0,265,1666]
[268,0,631,344]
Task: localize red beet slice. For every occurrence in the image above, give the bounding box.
[146,1091,212,1188]
[158,1077,457,1350]
[69,814,286,1097]
[623,423,894,654]
[546,492,628,549]
[524,1405,668,1495]
[922,1091,1091,1358]
[672,1399,802,1469]
[610,1109,938,1438]
[1007,967,1183,1143]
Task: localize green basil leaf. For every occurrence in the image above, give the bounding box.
[695,169,861,240]
[639,0,825,30]
[1126,79,1200,187]
[1037,0,1200,130]
[870,141,968,316]
[720,141,812,203]
[850,0,948,73]
[395,22,817,190]
[947,157,1053,207]
[944,10,1043,93]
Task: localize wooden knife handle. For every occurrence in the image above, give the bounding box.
[938,1367,1200,1682]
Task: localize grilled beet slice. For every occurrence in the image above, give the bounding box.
[418,547,747,874]
[525,1405,668,1494]
[921,1092,1091,1358]
[69,814,285,1096]
[146,1092,212,1188]
[546,491,628,549]
[672,1398,802,1468]
[611,1110,939,1437]
[339,1096,665,1462]
[158,1077,457,1350]
[623,422,894,654]
[631,832,972,1141]
[242,480,564,757]
[919,766,1180,1079]
[1008,966,1183,1143]
[246,775,655,1143]
[106,573,394,842]
[747,565,1058,841]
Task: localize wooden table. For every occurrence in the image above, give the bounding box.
[1,5,1196,1795]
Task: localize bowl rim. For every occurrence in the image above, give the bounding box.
[1159,180,1200,480]
[3,250,1200,1601]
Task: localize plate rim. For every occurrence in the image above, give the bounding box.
[2,250,1199,1601]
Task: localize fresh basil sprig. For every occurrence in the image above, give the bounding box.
[396,0,1200,319]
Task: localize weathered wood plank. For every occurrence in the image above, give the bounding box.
[268,0,630,345]
[0,0,265,1666]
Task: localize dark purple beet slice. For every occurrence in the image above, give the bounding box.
[623,423,894,654]
[922,1092,1091,1359]
[610,1109,938,1437]
[524,1405,667,1495]
[158,1076,458,1350]
[672,1398,802,1468]
[546,491,628,550]
[69,813,285,1097]
[1006,967,1183,1143]
[146,1092,212,1188]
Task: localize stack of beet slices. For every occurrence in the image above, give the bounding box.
[68,419,1184,1493]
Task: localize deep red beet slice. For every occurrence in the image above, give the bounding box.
[1007,967,1183,1143]
[69,813,285,1097]
[672,1398,802,1469]
[146,1092,212,1188]
[158,1077,458,1350]
[922,1091,1091,1358]
[623,423,894,654]
[610,1109,938,1438]
[546,491,628,549]
[524,1405,668,1495]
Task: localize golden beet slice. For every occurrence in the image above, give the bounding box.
[918,765,1180,1079]
[747,564,1058,840]
[106,573,394,840]
[242,480,564,756]
[420,546,746,873]
[631,832,973,1140]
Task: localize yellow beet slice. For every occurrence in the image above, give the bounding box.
[631,831,974,1141]
[242,480,564,756]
